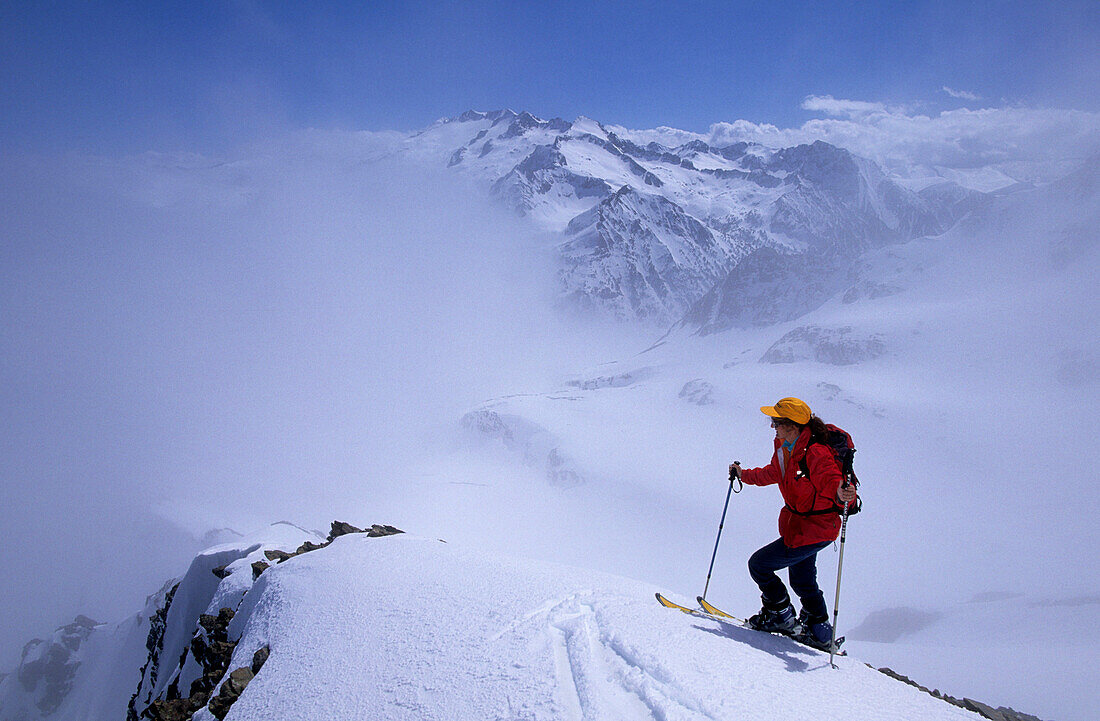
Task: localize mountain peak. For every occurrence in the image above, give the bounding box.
[423,110,982,326]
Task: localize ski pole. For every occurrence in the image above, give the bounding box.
[703,462,742,602]
[829,488,851,669]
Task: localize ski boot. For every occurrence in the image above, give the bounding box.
[747,601,800,635]
[795,609,841,651]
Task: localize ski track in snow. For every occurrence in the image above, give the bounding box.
[544,596,709,720]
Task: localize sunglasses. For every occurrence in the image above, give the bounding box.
[770,418,795,428]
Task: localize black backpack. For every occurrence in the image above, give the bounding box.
[793,424,861,516]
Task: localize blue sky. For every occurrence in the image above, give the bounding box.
[2,0,1097,154]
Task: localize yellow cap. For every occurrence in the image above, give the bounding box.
[760,397,812,425]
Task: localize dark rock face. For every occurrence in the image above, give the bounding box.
[295,540,325,554]
[250,561,269,580]
[128,583,179,721]
[250,645,270,675]
[366,525,404,537]
[9,615,99,715]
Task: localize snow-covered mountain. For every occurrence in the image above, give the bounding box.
[0,523,1046,721]
[414,110,984,325]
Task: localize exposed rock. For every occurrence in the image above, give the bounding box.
[679,379,715,405]
[264,549,292,563]
[9,614,99,715]
[327,521,364,541]
[491,143,612,218]
[295,540,326,554]
[545,447,582,488]
[138,607,241,719]
[963,699,1009,721]
[443,110,982,327]
[878,667,1047,721]
[251,645,270,674]
[366,525,404,537]
[145,696,199,721]
[761,325,886,366]
[128,582,179,721]
[207,666,255,719]
[73,520,405,720]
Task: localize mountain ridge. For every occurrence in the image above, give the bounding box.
[432,109,986,326]
[0,522,1049,721]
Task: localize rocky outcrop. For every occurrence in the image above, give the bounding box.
[4,615,99,717]
[206,666,254,720]
[877,667,1046,721]
[125,521,401,720]
[208,522,404,584]
[760,325,887,365]
[128,583,179,721]
[143,607,237,721]
[679,379,715,405]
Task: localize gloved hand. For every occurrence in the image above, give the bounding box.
[728,462,741,480]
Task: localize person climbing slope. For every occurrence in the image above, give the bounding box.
[729,397,857,650]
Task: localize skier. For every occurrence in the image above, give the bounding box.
[729,397,857,649]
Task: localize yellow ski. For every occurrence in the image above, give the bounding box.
[654,593,697,614]
[697,596,740,620]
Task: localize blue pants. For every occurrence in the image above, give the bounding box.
[748,538,831,621]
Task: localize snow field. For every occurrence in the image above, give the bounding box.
[214,534,982,721]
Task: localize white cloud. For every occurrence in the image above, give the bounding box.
[941,86,982,102]
[800,95,892,118]
[708,96,1100,181]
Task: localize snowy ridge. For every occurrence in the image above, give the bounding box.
[431,111,985,325]
[0,525,1037,721]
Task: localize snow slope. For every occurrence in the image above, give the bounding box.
[213,533,994,720]
[181,533,991,720]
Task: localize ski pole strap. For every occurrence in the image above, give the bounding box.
[729,462,742,492]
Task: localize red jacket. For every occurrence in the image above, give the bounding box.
[742,427,844,548]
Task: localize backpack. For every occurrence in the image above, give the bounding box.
[793,424,861,517]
